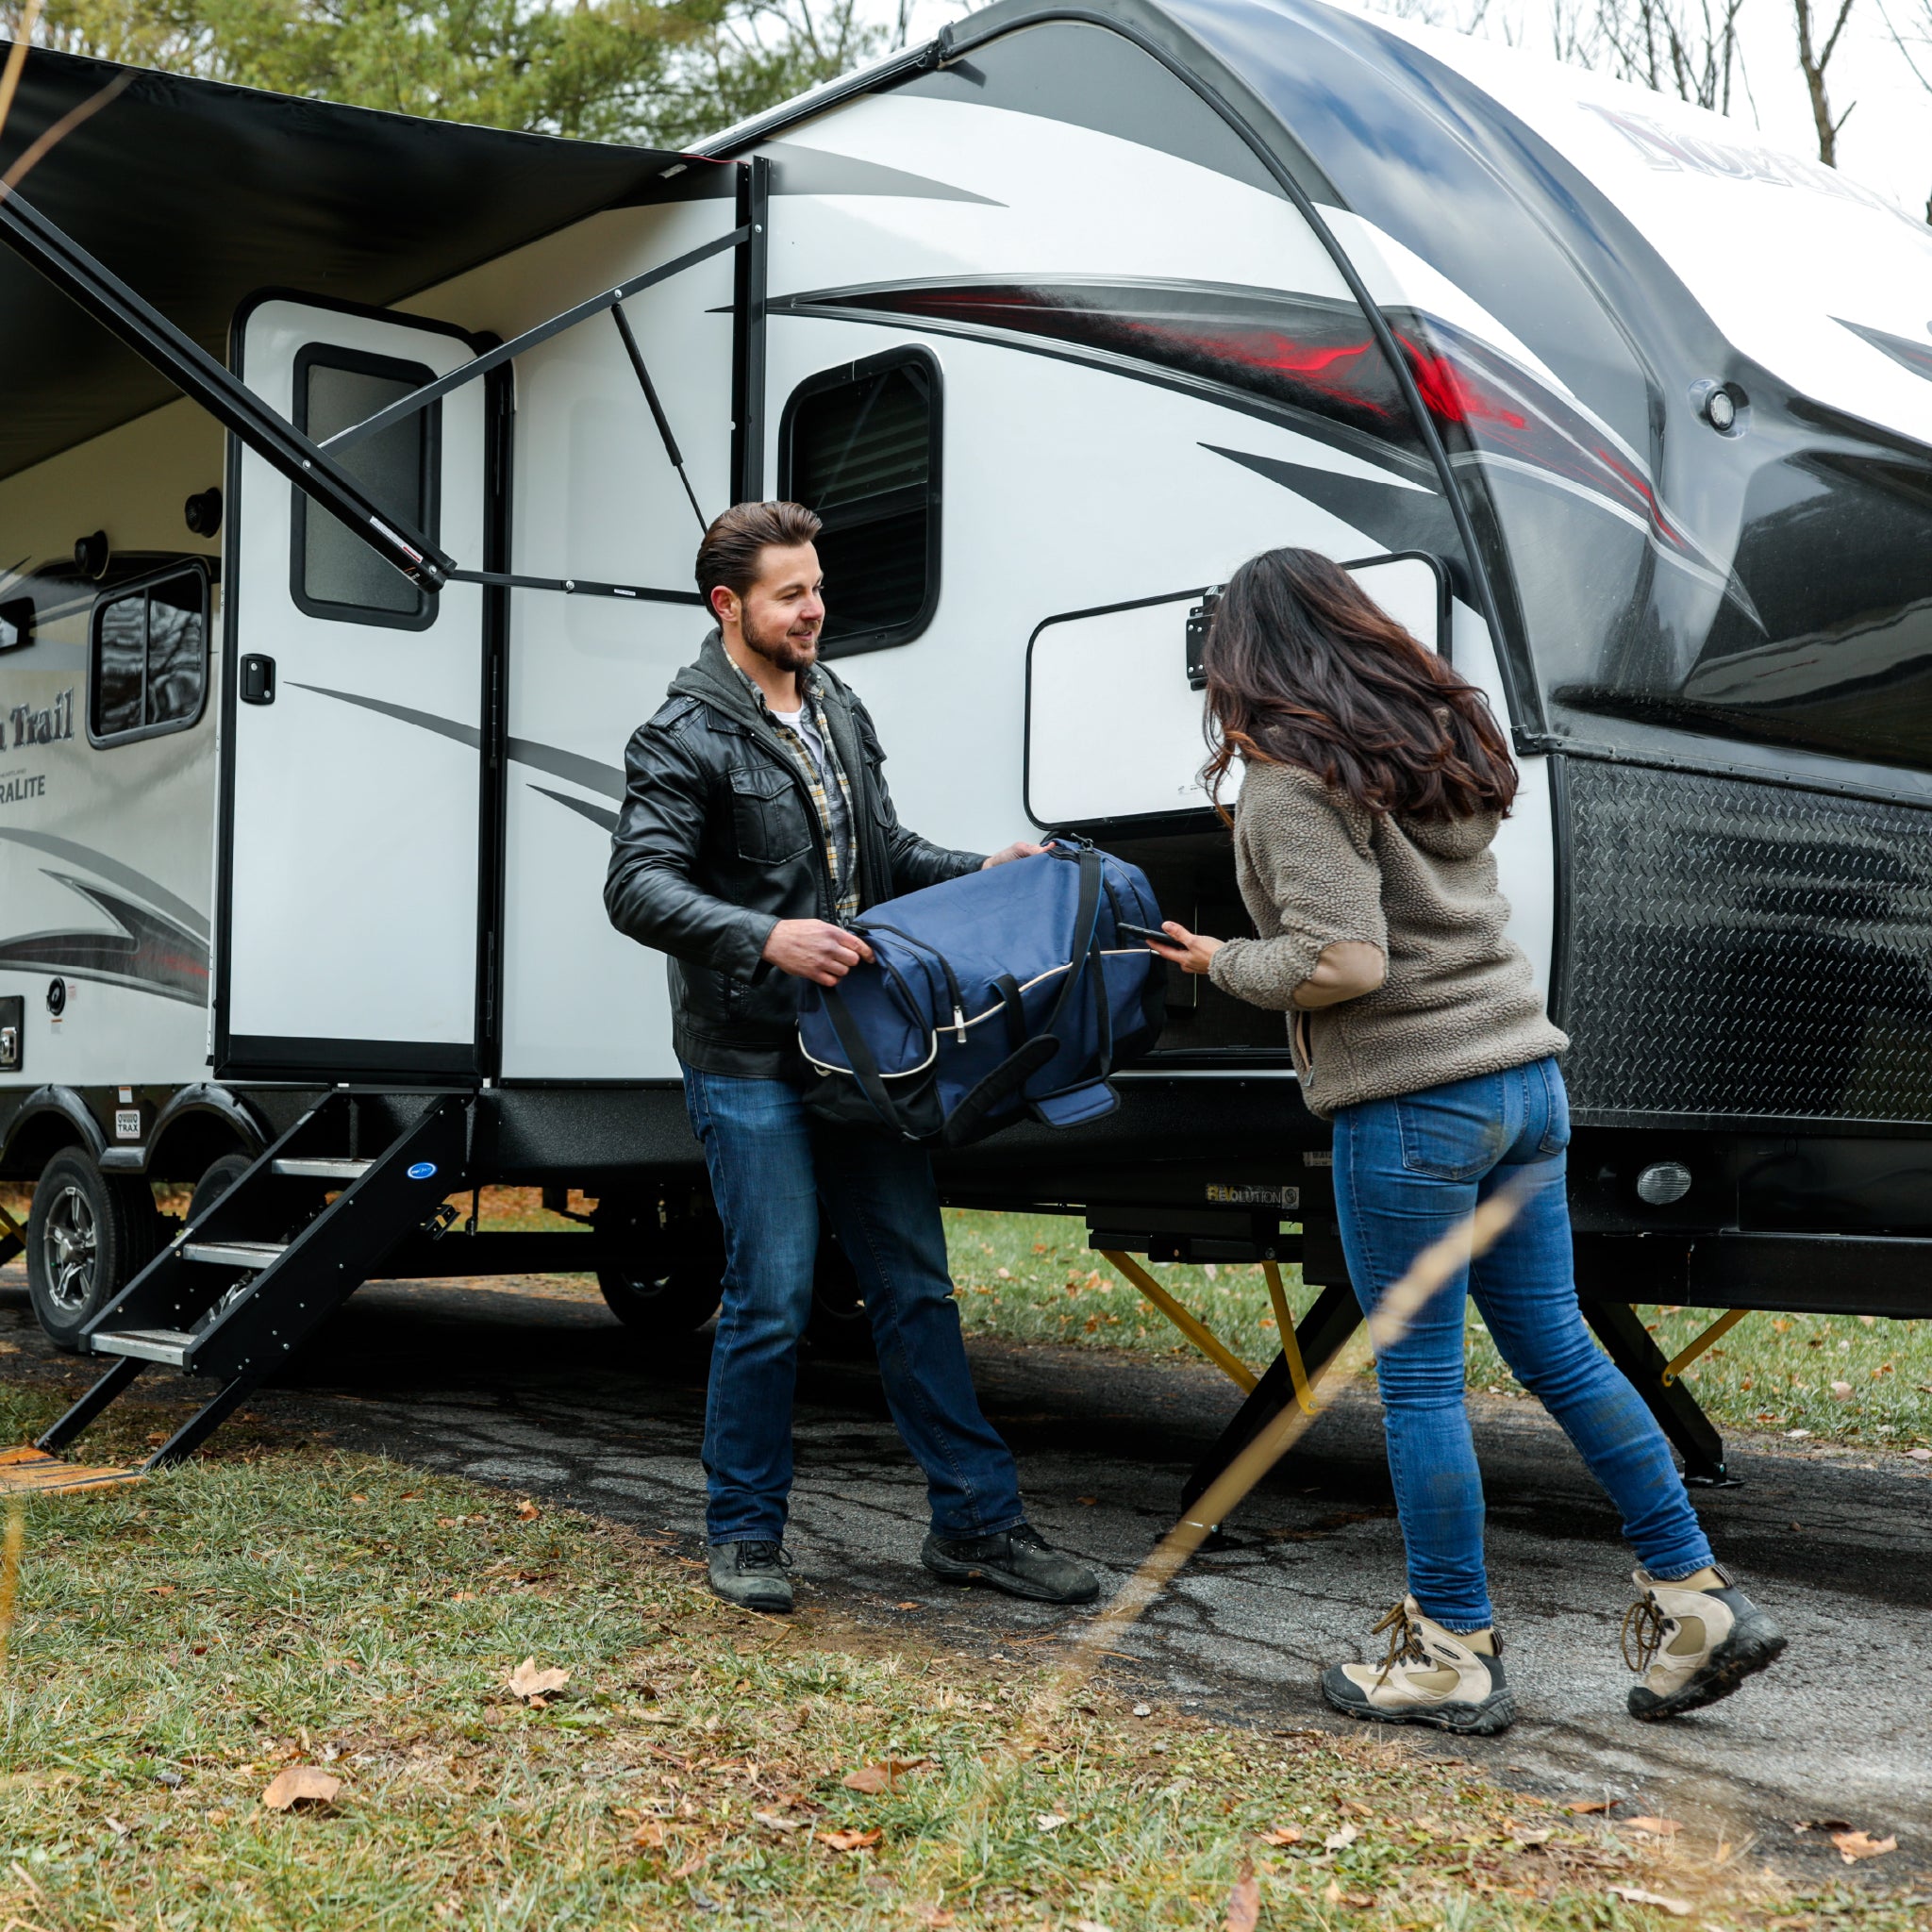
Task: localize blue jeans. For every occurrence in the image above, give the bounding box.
[681,1064,1025,1546]
[1333,1058,1714,1631]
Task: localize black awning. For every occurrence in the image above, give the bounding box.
[0,45,695,480]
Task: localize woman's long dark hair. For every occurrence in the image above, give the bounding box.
[1201,547,1517,821]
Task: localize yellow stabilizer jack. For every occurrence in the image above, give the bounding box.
[0,1445,143,1495]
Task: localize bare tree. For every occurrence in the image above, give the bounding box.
[1594,0,1744,110]
[1792,0,1857,162]
[1875,0,1932,214]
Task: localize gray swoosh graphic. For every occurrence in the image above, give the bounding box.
[529,785,618,832]
[0,827,209,940]
[755,142,1004,207]
[507,739,624,800]
[291,683,625,798]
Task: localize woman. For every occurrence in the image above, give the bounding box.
[1149,548,1784,1737]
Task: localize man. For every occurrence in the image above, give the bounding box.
[606,500,1099,1615]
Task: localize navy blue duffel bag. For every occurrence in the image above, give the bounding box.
[796,840,1166,1146]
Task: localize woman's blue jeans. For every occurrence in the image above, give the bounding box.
[1333,1057,1714,1631]
[682,1064,1025,1547]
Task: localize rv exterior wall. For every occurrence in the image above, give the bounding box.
[0,401,221,1096]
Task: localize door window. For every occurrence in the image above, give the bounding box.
[780,347,941,657]
[88,565,209,745]
[291,345,441,629]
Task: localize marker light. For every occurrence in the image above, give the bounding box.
[1635,1160,1693,1206]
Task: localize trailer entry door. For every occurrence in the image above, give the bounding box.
[217,301,491,1080]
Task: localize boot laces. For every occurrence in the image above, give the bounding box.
[736,1541,792,1574]
[1620,1593,1669,1674]
[1371,1601,1428,1685]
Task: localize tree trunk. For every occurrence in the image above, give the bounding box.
[1792,0,1856,167]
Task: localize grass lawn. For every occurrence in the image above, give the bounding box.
[941,1210,1932,1459]
[0,1371,1913,1931]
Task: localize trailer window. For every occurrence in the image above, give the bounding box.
[88,566,208,745]
[781,348,941,657]
[291,346,440,630]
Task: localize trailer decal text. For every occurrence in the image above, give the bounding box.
[8,689,74,748]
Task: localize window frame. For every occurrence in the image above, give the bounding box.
[778,344,943,659]
[86,558,213,750]
[290,341,441,633]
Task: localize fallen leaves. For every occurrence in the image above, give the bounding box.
[260,1767,341,1812]
[841,1757,933,1793]
[1607,1885,1690,1916]
[1035,1811,1071,1833]
[515,1499,541,1521]
[1628,1816,1682,1836]
[818,1826,883,1853]
[1224,1858,1259,1932]
[1831,1828,1898,1863]
[1566,1798,1618,1814]
[753,1809,810,1834]
[1258,1824,1303,1845]
[1324,1823,1358,1852]
[506,1657,571,1707]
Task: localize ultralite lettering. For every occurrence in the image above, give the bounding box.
[9,689,74,747]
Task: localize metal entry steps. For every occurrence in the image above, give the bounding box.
[90,1326,196,1366]
[273,1157,371,1181]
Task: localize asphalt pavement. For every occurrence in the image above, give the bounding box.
[3,1270,1926,1885]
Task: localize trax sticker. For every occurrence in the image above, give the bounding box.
[113,1108,140,1141]
[1206,1183,1299,1210]
[407,1161,438,1181]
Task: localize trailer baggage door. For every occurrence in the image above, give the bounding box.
[218,301,491,1080]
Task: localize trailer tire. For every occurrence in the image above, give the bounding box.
[25,1149,161,1352]
[806,1231,874,1361]
[592,1195,723,1335]
[187,1152,254,1228]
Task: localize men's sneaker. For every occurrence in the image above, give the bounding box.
[1321,1596,1515,1736]
[921,1524,1100,1604]
[1622,1564,1785,1720]
[708,1540,794,1614]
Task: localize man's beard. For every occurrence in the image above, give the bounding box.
[742,606,821,674]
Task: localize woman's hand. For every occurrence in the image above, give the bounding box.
[1145,921,1224,975]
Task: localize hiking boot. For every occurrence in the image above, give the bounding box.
[1321,1596,1514,1736]
[921,1523,1100,1604]
[708,1539,794,1613]
[1622,1564,1785,1720]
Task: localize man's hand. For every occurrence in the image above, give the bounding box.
[761,919,874,986]
[982,840,1049,869]
[1145,920,1225,975]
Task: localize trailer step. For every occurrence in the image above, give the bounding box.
[183,1240,287,1268]
[56,1091,472,1468]
[0,1445,142,1494]
[91,1327,196,1365]
[272,1158,372,1181]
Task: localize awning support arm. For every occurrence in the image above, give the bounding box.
[610,303,708,533]
[446,566,702,606]
[321,223,751,456]
[0,184,455,591]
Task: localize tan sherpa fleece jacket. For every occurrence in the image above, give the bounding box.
[1208,760,1567,1118]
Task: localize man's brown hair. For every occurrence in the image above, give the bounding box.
[694,500,823,606]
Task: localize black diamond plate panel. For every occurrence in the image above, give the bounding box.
[1562,760,1932,1123]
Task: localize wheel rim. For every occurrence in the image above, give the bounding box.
[42,1184,99,1316]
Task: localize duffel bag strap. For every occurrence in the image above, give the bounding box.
[818,987,920,1142]
[1041,845,1104,1038]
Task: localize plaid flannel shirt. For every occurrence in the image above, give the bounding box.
[731,658,861,924]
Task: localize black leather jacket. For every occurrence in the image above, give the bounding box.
[605,632,985,1078]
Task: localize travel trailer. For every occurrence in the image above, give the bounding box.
[2,0,1931,1492]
